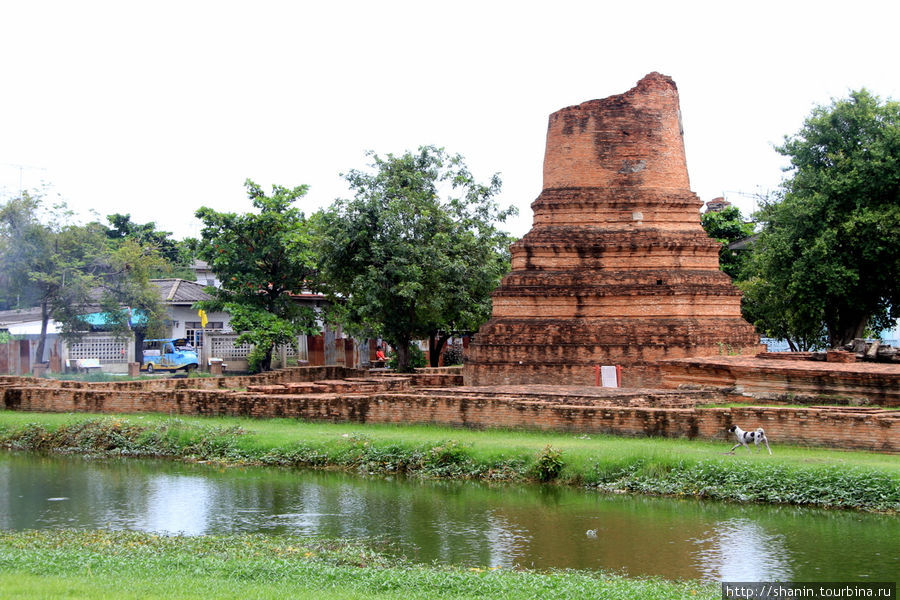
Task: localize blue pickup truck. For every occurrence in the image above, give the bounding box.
[141,338,199,373]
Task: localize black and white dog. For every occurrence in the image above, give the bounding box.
[727,425,772,455]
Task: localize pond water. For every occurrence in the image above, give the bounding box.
[1,452,897,582]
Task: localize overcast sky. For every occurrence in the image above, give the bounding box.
[2,1,898,240]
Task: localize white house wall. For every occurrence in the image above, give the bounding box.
[167,307,232,338]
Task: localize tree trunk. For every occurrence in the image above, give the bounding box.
[134,330,145,366]
[35,300,49,364]
[261,346,273,372]
[829,314,868,348]
[428,333,449,368]
[395,339,411,372]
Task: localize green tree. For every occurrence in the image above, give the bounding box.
[316,146,515,371]
[194,179,319,372]
[738,274,827,351]
[747,89,900,348]
[0,192,168,363]
[104,213,194,278]
[700,205,755,279]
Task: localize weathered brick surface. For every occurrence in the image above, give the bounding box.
[659,356,900,407]
[756,352,820,361]
[3,379,896,452]
[826,350,856,363]
[465,73,762,386]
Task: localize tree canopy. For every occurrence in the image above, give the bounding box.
[195,179,319,372]
[0,192,169,362]
[743,89,900,348]
[104,213,194,278]
[700,205,755,280]
[316,146,515,371]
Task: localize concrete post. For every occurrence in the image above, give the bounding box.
[324,326,336,365]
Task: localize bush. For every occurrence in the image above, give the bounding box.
[246,346,269,374]
[388,344,426,372]
[441,344,464,366]
[531,445,565,482]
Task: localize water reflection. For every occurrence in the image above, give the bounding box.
[1,452,897,582]
[692,518,793,581]
[138,475,214,535]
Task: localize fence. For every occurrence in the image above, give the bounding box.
[66,335,130,364]
[1,338,63,375]
[207,334,253,360]
[203,333,307,372]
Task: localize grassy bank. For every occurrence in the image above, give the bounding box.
[0,412,898,512]
[0,530,715,599]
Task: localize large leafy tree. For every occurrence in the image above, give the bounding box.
[316,146,515,371]
[746,89,900,348]
[104,213,194,278]
[0,192,168,363]
[700,205,755,280]
[195,179,319,372]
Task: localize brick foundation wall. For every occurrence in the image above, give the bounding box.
[659,357,900,407]
[3,385,895,453]
[11,366,366,392]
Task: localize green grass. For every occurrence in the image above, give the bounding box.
[0,530,716,599]
[1,411,898,511]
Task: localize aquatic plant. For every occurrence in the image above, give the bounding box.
[0,414,897,512]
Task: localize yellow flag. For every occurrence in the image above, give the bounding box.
[198,309,208,328]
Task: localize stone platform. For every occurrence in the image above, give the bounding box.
[1,364,898,452]
[414,384,722,408]
[658,355,900,407]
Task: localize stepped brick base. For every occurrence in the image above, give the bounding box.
[465,73,762,386]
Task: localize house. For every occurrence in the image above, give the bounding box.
[0,280,230,374]
[150,278,231,348]
[726,232,760,251]
[1,277,360,373]
[704,197,731,213]
[189,260,221,288]
[0,306,59,337]
[0,306,63,373]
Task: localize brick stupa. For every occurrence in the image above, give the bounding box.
[465,72,762,386]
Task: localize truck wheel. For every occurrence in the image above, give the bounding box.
[146,363,154,374]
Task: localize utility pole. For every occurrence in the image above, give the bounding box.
[1,162,47,193]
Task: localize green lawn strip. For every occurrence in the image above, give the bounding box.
[1,412,898,511]
[0,530,716,600]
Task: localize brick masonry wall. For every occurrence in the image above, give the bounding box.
[3,385,896,453]
[658,357,900,407]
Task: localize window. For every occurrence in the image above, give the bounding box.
[184,321,223,348]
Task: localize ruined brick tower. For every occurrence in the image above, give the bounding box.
[464,72,762,386]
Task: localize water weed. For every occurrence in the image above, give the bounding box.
[0,530,717,600]
[0,413,897,512]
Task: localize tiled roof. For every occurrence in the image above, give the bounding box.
[0,306,45,326]
[150,279,213,305]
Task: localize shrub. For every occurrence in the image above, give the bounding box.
[531,445,565,482]
[441,345,464,366]
[387,344,426,372]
